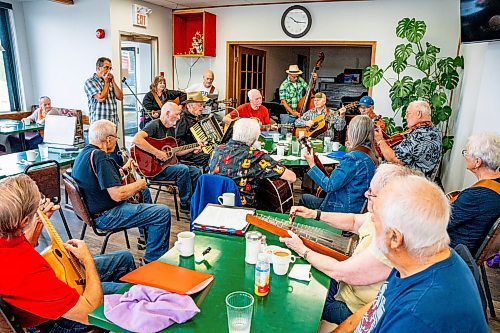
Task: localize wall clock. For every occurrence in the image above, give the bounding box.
[281,5,312,38]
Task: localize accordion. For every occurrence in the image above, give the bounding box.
[190,114,224,154]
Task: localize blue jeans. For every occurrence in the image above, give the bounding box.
[322,279,353,324]
[95,189,171,262]
[37,250,136,333]
[153,164,201,206]
[279,114,297,134]
[299,193,324,210]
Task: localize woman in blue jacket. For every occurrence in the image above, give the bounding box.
[299,115,378,213]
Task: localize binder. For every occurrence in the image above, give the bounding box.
[120,261,214,295]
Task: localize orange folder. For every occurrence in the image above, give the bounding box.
[120,261,214,295]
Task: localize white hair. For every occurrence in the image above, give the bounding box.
[232,118,260,146]
[377,175,450,260]
[248,89,260,99]
[347,115,375,151]
[89,119,116,144]
[39,96,51,103]
[372,163,423,192]
[467,133,500,171]
[408,100,431,117]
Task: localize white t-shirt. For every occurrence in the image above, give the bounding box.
[186,83,219,114]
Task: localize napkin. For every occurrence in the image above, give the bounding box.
[288,264,311,282]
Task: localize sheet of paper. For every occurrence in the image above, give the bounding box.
[316,153,340,165]
[193,205,254,230]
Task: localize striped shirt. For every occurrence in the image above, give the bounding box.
[84,73,119,125]
[279,77,308,112]
[294,107,346,139]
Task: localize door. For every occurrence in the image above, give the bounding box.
[235,46,266,105]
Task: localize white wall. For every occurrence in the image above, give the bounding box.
[441,41,500,192]
[173,0,461,117]
[21,0,111,111]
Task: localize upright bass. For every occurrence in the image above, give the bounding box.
[297,52,325,115]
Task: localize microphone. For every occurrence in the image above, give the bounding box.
[122,77,127,83]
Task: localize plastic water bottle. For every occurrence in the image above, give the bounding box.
[254,253,270,296]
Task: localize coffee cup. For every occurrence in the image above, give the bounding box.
[22,118,31,126]
[38,143,49,159]
[174,231,195,257]
[272,133,280,143]
[218,192,236,206]
[276,143,285,156]
[332,142,341,151]
[271,248,296,275]
[26,150,39,162]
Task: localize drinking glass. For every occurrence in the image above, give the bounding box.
[291,140,300,155]
[226,291,254,333]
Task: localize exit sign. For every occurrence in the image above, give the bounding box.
[133,4,150,28]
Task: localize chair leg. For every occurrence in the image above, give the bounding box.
[153,185,162,204]
[173,189,180,221]
[59,208,73,240]
[124,230,131,249]
[101,233,112,254]
[480,263,496,318]
[80,223,87,240]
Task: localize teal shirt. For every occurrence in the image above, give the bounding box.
[279,76,308,111]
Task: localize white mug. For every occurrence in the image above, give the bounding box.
[218,192,235,206]
[332,142,341,151]
[272,248,296,275]
[272,133,280,143]
[38,143,49,159]
[174,231,195,257]
[253,140,262,150]
[22,118,31,126]
[276,144,285,156]
[26,150,39,162]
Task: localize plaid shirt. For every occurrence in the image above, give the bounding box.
[84,73,119,125]
[294,107,346,139]
[279,77,308,111]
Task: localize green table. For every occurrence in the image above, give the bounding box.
[88,211,335,332]
[0,119,44,151]
[0,149,80,179]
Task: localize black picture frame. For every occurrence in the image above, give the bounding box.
[281,5,312,39]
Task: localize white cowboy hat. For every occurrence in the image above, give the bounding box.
[285,64,303,75]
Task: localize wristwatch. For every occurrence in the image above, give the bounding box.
[315,209,321,221]
[303,249,311,260]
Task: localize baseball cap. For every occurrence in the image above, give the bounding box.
[359,96,374,107]
[314,92,326,99]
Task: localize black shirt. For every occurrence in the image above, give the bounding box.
[142,90,187,123]
[72,144,122,215]
[142,119,175,139]
[175,110,206,146]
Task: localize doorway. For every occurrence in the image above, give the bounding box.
[120,33,158,148]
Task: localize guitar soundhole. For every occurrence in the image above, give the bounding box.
[162,146,173,159]
[55,249,63,258]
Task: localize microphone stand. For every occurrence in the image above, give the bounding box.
[121,77,151,125]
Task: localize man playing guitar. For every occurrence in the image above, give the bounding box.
[132,102,202,213]
[222,89,278,131]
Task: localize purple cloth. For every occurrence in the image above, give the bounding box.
[104,284,200,332]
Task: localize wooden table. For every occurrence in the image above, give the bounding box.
[0,119,44,151]
[88,211,337,332]
[0,149,80,179]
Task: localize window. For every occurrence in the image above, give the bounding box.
[0,2,20,111]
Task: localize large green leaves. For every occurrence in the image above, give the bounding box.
[391,59,407,74]
[442,135,454,154]
[430,92,448,109]
[440,70,460,89]
[396,18,426,43]
[437,57,456,74]
[363,65,384,87]
[394,43,413,61]
[433,105,452,123]
[413,78,432,98]
[415,43,439,71]
[389,76,413,100]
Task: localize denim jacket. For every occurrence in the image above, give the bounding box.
[308,150,375,213]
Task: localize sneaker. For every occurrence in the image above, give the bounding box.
[180,203,190,215]
[137,236,146,250]
[139,257,150,267]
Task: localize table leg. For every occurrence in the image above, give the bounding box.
[19,133,27,151]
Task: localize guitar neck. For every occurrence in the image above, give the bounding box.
[171,143,199,153]
[299,137,330,176]
[37,209,64,247]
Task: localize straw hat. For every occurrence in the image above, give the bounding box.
[184,91,207,104]
[285,64,303,75]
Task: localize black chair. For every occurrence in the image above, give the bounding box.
[62,173,130,254]
[25,160,72,239]
[474,217,500,318]
[147,179,180,221]
[0,298,23,333]
[454,244,488,320]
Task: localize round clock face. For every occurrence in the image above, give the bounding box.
[281,5,312,38]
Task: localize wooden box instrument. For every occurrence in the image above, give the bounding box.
[190,114,224,155]
[256,178,294,214]
[246,213,358,261]
[38,210,86,294]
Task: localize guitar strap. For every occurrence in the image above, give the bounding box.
[152,90,164,109]
[352,145,379,167]
[449,179,500,204]
[209,85,215,94]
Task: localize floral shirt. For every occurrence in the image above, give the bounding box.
[279,77,308,111]
[209,140,286,206]
[393,124,442,178]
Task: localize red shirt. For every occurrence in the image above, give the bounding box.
[230,103,270,126]
[0,235,80,327]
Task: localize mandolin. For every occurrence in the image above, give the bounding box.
[299,136,331,197]
[297,52,325,115]
[130,137,202,177]
[120,148,144,204]
[38,209,86,295]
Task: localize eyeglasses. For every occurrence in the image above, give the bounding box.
[461,149,468,157]
[107,134,119,140]
[101,65,112,70]
[366,187,377,199]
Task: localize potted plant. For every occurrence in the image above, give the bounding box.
[362,18,464,153]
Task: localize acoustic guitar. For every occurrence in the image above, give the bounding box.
[120,148,144,204]
[256,178,294,214]
[37,209,86,295]
[130,137,201,177]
